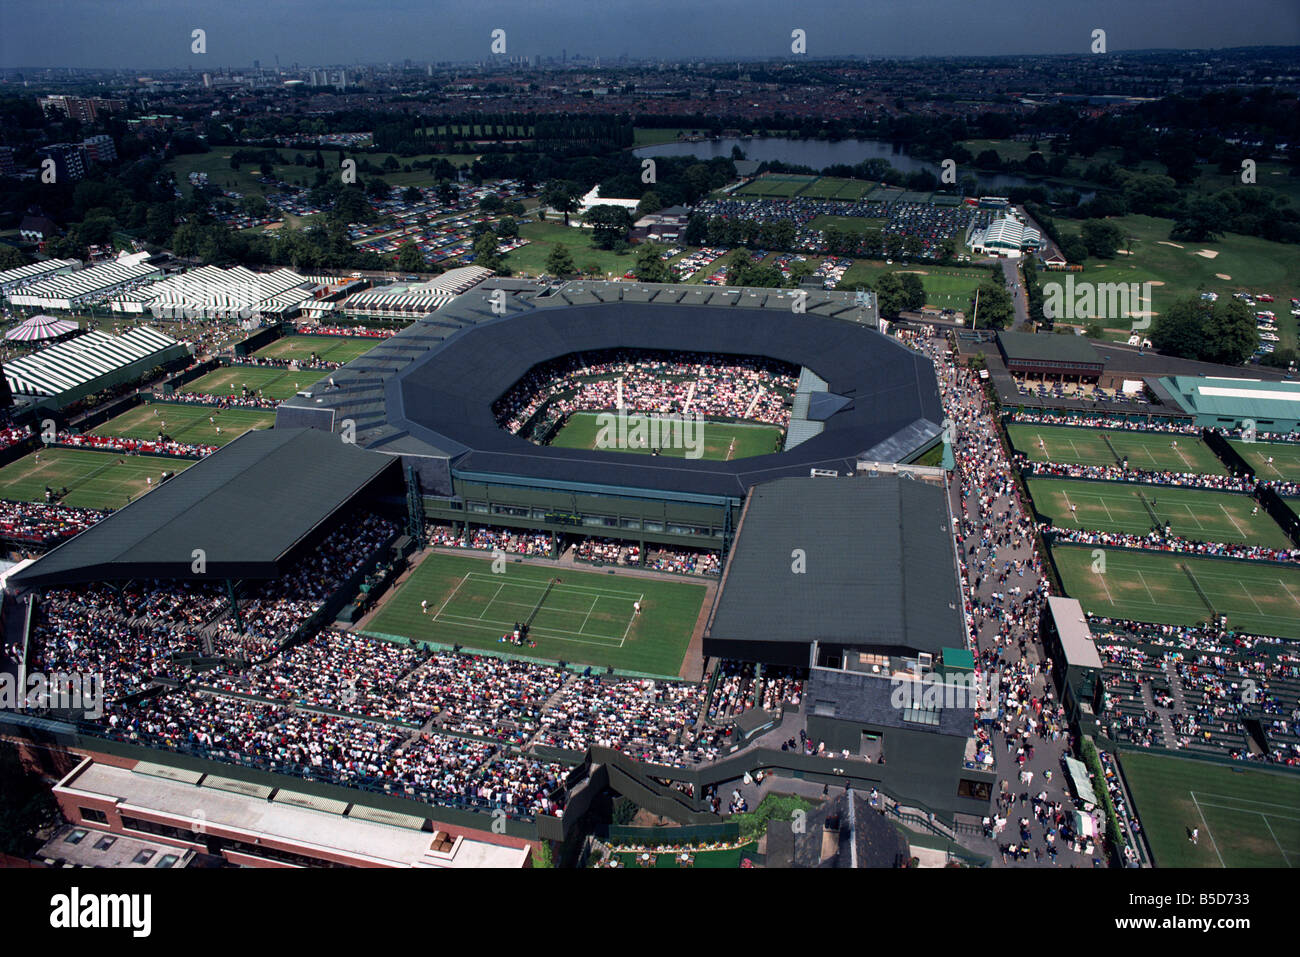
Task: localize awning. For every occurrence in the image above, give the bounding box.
[1073,810,1096,837]
[1064,755,1099,808]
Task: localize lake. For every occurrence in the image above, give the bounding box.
[633,136,1086,197]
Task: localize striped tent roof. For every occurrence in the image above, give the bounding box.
[4,314,80,342]
[10,258,159,303]
[4,326,180,397]
[125,265,313,318]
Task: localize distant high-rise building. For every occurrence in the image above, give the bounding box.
[81,134,116,165]
[0,147,15,177]
[40,144,86,183]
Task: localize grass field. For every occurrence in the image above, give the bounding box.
[0,448,190,509]
[549,412,782,461]
[1027,479,1291,548]
[504,220,636,277]
[836,262,986,311]
[1118,751,1300,867]
[364,552,706,675]
[1051,544,1300,638]
[1058,214,1300,355]
[185,365,328,401]
[252,334,381,365]
[1007,423,1226,474]
[1229,441,1300,483]
[91,402,274,448]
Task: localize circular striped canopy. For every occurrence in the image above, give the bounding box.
[5,314,79,342]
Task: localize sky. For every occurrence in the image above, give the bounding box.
[1,0,1297,69]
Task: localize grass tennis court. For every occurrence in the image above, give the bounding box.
[185,364,329,401]
[1007,423,1226,474]
[0,447,190,509]
[549,412,783,461]
[614,841,758,868]
[1229,441,1300,483]
[1027,479,1291,548]
[364,551,706,675]
[252,334,381,365]
[1052,544,1300,638]
[91,402,275,447]
[1118,751,1300,867]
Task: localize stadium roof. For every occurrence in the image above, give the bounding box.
[10,428,401,588]
[372,291,939,498]
[705,474,965,664]
[1157,375,1300,421]
[997,331,1103,365]
[4,326,182,397]
[1046,597,1102,670]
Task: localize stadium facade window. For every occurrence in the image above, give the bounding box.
[902,705,941,727]
[620,518,641,530]
[492,504,529,517]
[531,508,548,520]
[120,814,201,845]
[467,502,489,514]
[80,806,108,824]
[644,521,665,532]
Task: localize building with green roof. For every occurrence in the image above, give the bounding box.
[1156,376,1300,432]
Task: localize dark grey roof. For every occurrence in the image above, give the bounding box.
[807,391,854,421]
[10,428,399,588]
[381,297,939,498]
[707,474,964,657]
[804,668,973,736]
[998,330,1103,365]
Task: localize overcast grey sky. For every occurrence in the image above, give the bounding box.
[2,0,1297,69]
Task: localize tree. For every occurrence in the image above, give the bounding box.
[479,193,504,213]
[471,230,501,271]
[898,272,926,312]
[402,185,422,204]
[542,180,581,225]
[586,204,632,250]
[1060,235,1089,264]
[1171,197,1227,243]
[635,243,668,283]
[545,243,577,277]
[1152,296,1256,365]
[396,241,425,273]
[873,273,907,318]
[495,216,519,240]
[971,280,1014,329]
[637,191,663,216]
[0,244,29,270]
[1080,219,1123,259]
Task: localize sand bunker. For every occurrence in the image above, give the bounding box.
[1196,249,1219,259]
[895,270,929,275]
[1117,249,1132,255]
[1148,280,1165,286]
[1216,273,1231,280]
[1157,241,1184,248]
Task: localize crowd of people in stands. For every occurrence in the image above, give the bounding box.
[1007,411,1201,435]
[708,661,803,721]
[0,424,33,449]
[53,431,216,459]
[1016,457,1257,492]
[1042,524,1300,563]
[229,354,343,372]
[428,524,552,557]
[493,349,798,435]
[537,676,729,767]
[211,511,398,653]
[294,324,394,339]
[0,499,108,544]
[646,546,721,576]
[575,537,639,566]
[155,390,280,410]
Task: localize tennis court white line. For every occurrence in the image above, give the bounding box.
[1217,503,1248,540]
[432,613,626,647]
[479,582,506,618]
[1235,581,1263,614]
[620,594,644,644]
[1192,792,1300,812]
[1134,569,1158,605]
[1190,791,1227,868]
[1275,579,1300,612]
[578,595,600,634]
[460,573,645,600]
[1194,800,1300,824]
[434,574,470,618]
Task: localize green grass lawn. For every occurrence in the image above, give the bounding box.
[807,214,886,233]
[1058,214,1300,355]
[0,448,191,509]
[253,334,380,365]
[90,402,274,448]
[505,221,637,278]
[1229,441,1300,483]
[836,262,985,311]
[1118,751,1300,868]
[1027,479,1291,547]
[364,551,706,675]
[1007,423,1226,474]
[185,365,328,401]
[549,412,783,460]
[1051,544,1300,638]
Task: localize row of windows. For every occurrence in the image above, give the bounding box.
[453,501,720,536]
